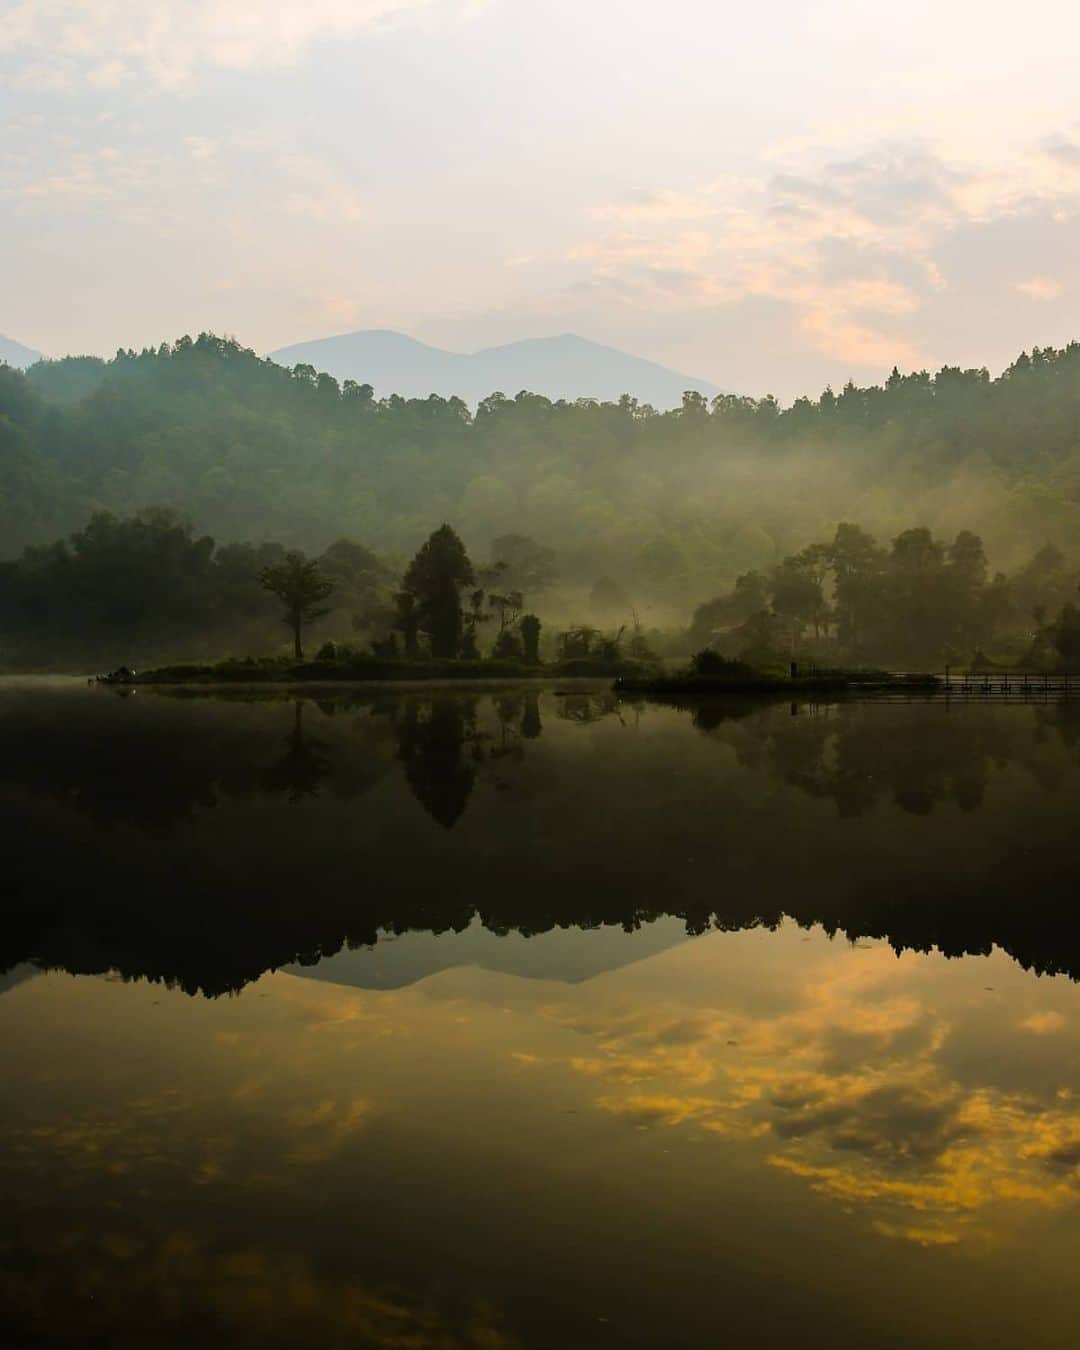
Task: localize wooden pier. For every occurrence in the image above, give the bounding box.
[851,671,1076,703]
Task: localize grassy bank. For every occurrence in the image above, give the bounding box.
[139,653,654,684]
[614,663,939,695]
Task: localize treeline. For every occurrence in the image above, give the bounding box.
[4,333,1080,597]
[691,523,1080,667]
[0,508,578,670]
[2,505,1077,669]
[0,508,392,668]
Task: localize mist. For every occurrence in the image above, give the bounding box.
[2,334,1078,670]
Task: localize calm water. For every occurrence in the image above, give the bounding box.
[4,678,1080,1348]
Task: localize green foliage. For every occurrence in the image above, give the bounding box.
[1051,603,1080,668]
[691,521,1080,668]
[6,332,1080,599]
[555,624,628,667]
[492,628,524,661]
[258,551,334,659]
[520,613,542,664]
[26,355,108,404]
[691,649,755,678]
[401,524,475,658]
[0,508,367,669]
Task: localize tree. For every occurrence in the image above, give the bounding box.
[557,625,601,660]
[493,628,524,661]
[488,588,524,636]
[1053,601,1080,668]
[520,614,541,664]
[401,524,475,658]
[828,523,885,650]
[770,554,826,640]
[688,570,769,648]
[258,551,333,659]
[393,591,421,658]
[459,588,492,659]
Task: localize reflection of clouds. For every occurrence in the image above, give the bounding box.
[1020,1011,1066,1035]
[284,1097,370,1164]
[9,1085,373,1185]
[872,1220,959,1247]
[596,1093,766,1140]
[1,972,528,1346]
[553,937,1080,1245]
[2,1226,519,1349]
[5,983,390,1191]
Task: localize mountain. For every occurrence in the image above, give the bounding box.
[268,329,720,407]
[0,335,45,369]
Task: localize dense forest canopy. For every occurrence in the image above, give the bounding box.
[4,333,1080,612]
[1,502,1076,672]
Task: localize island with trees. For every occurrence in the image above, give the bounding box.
[130,521,656,684]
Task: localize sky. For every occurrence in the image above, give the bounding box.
[3,0,1080,398]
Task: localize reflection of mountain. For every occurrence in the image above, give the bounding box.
[4,685,1080,996]
[285,915,689,989]
[12,879,1080,1000]
[0,964,41,996]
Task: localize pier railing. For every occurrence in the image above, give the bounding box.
[842,670,1077,702]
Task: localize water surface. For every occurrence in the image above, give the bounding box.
[4,680,1080,1347]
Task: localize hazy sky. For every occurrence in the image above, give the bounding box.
[3,0,1080,397]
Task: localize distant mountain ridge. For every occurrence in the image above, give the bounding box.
[0,335,45,369]
[268,329,720,407]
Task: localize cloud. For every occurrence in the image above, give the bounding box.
[573,136,1080,375]
[1042,136,1080,168]
[1015,277,1063,301]
[0,1,479,90]
[1,132,367,241]
[279,155,367,225]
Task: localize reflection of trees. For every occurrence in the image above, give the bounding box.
[395,698,477,829]
[9,687,1080,997]
[14,871,1080,1000]
[1037,700,1080,757]
[260,702,332,802]
[555,691,621,724]
[521,691,542,740]
[658,697,1063,816]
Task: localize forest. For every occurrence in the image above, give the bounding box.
[4,333,1080,608]
[3,331,1080,670]
[1,502,1078,672]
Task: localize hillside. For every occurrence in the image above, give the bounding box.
[3,334,1080,607]
[268,329,720,407]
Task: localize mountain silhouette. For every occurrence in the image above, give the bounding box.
[268,329,720,407]
[0,335,45,369]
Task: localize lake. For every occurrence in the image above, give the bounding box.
[4,678,1080,1348]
